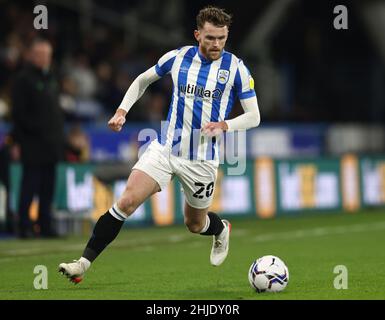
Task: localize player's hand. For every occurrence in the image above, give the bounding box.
[108,109,127,132]
[201,121,228,137]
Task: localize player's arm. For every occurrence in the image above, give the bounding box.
[225,96,260,131]
[108,66,161,132]
[225,59,261,131]
[108,49,178,132]
[201,97,260,136]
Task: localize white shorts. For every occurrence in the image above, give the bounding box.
[132,140,218,209]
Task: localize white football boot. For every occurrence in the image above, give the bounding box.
[210,220,231,266]
[58,260,87,284]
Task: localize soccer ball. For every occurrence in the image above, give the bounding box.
[248,255,289,293]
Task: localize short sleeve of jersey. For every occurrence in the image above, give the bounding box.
[155,49,178,77]
[234,60,256,100]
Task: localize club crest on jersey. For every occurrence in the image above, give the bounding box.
[217,69,230,84]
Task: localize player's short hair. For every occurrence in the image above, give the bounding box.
[196,5,232,29]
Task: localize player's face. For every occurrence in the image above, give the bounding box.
[195,22,228,61]
[30,42,52,70]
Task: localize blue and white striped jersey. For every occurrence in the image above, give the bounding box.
[155,45,256,161]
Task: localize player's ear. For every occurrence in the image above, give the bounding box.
[194,29,200,42]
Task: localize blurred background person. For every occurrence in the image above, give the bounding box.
[0,133,19,234]
[11,38,64,238]
[65,123,90,163]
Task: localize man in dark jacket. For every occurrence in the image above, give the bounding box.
[12,39,64,238]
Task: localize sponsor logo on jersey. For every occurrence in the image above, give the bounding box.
[179,84,222,100]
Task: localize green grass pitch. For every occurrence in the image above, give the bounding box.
[0,209,385,300]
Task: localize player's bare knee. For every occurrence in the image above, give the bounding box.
[117,192,137,215]
[185,220,204,234]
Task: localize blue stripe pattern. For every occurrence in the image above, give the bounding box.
[234,68,242,95]
[234,66,256,100]
[159,87,175,145]
[188,61,212,159]
[238,90,256,99]
[206,51,232,160]
[155,56,176,77]
[224,88,235,119]
[172,47,196,156]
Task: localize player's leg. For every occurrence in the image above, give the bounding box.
[184,201,231,266]
[82,169,160,262]
[18,164,40,238]
[59,140,172,283]
[183,203,219,234]
[37,163,56,237]
[175,158,231,266]
[59,169,160,283]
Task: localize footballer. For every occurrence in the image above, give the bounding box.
[59,5,260,283]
